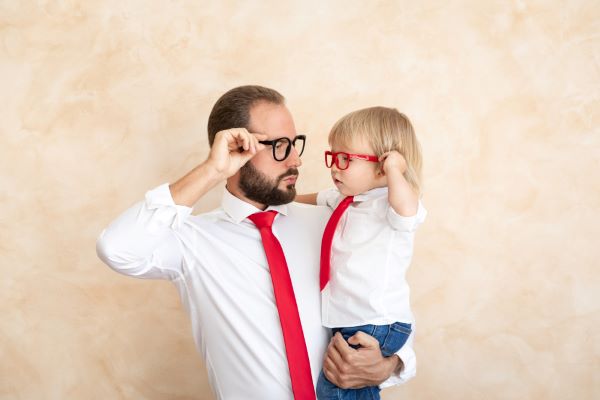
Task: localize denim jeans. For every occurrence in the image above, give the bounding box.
[316,322,412,400]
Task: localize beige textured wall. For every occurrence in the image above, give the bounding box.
[1,1,598,399]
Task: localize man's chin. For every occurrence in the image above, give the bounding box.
[283,186,296,197]
[277,180,295,191]
[274,185,296,204]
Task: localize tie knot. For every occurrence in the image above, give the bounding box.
[248,210,278,229]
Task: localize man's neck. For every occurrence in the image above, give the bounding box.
[225,182,268,211]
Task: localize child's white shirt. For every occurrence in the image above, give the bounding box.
[317,187,427,328]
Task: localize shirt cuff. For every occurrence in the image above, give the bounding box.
[379,343,417,389]
[386,200,427,232]
[316,188,342,209]
[144,183,194,231]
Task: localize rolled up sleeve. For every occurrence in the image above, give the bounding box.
[386,201,427,232]
[96,183,193,280]
[380,329,417,388]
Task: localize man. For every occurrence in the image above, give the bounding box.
[96,85,415,399]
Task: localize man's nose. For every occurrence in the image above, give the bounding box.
[286,145,302,168]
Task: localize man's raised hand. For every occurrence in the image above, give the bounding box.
[208,128,267,178]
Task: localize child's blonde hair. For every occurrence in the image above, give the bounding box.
[328,106,423,194]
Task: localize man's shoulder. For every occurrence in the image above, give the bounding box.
[188,207,228,225]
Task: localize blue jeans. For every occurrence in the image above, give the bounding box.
[316,322,412,400]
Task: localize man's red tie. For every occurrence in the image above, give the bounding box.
[320,196,354,290]
[248,210,316,400]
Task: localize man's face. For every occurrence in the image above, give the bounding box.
[239,102,302,206]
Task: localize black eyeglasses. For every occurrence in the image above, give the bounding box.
[259,135,306,161]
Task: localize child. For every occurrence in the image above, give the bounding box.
[296,106,427,400]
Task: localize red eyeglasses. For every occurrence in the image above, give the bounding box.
[324,150,379,170]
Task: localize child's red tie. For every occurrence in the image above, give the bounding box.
[320,196,354,290]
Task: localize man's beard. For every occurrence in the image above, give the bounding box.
[239,162,298,206]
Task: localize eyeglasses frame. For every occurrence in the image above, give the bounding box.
[324,150,379,170]
[258,135,307,161]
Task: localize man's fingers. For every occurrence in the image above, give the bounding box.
[251,133,267,154]
[331,332,356,363]
[250,134,265,154]
[323,338,344,386]
[347,331,379,349]
[220,129,245,151]
[326,335,345,366]
[216,129,267,155]
[322,353,338,379]
[237,130,268,154]
[233,129,250,151]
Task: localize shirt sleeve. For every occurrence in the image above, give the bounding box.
[379,328,417,388]
[386,201,427,232]
[96,183,193,280]
[316,188,343,209]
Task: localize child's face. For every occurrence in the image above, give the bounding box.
[329,137,386,196]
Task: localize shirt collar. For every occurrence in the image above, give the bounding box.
[221,186,289,224]
[353,186,388,202]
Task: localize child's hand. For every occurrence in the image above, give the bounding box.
[379,151,407,175]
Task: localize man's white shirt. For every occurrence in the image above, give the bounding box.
[96,184,416,399]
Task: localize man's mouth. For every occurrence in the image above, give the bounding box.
[282,175,298,185]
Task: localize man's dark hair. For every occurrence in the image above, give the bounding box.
[207,85,285,146]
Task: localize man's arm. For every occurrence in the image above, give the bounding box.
[96,128,265,278]
[170,128,266,206]
[294,193,318,205]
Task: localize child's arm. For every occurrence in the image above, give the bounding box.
[380,151,419,216]
[295,193,318,205]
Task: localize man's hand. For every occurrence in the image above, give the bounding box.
[169,128,267,207]
[208,128,267,179]
[323,332,402,389]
